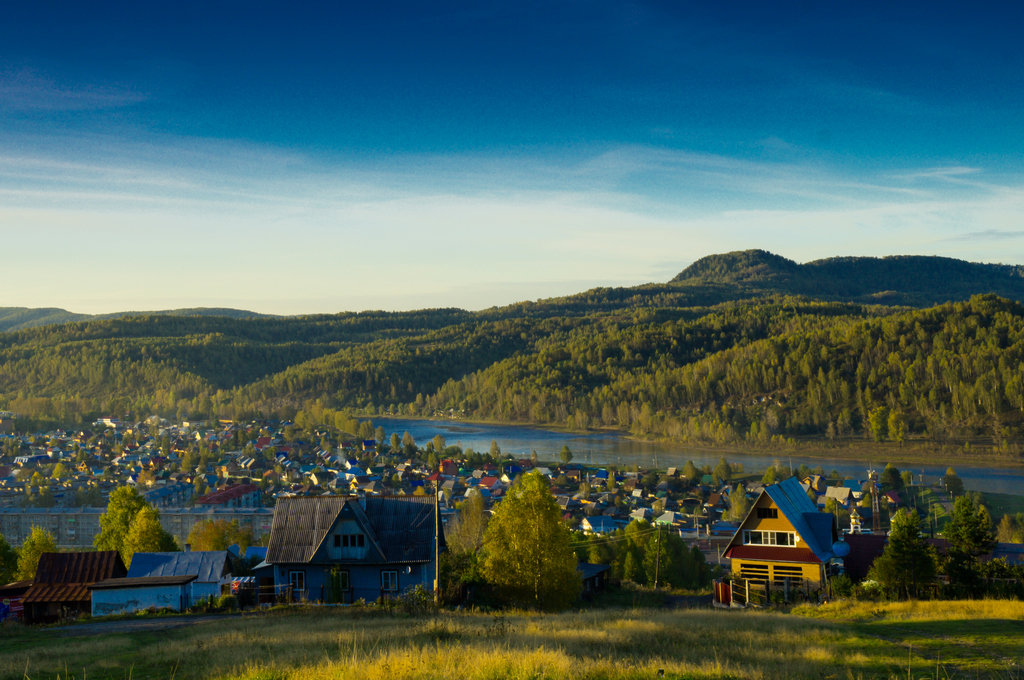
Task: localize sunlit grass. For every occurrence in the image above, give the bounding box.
[2,602,1021,680]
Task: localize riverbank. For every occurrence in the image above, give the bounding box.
[373,416,1024,495]
[372,414,1024,470]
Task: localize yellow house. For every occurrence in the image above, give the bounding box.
[721,477,837,606]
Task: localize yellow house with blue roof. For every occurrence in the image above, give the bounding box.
[720,477,839,606]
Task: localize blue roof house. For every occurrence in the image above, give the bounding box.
[127,550,231,602]
[263,495,441,604]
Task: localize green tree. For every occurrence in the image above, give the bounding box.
[723,484,751,521]
[0,532,18,583]
[712,457,732,485]
[942,467,965,497]
[122,506,177,564]
[868,406,888,442]
[559,445,573,465]
[879,463,903,492]
[187,518,255,552]
[17,526,57,581]
[867,509,935,599]
[481,471,581,610]
[943,495,996,593]
[446,492,486,555]
[95,486,159,557]
[51,462,69,481]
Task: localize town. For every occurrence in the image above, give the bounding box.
[1,413,1021,625]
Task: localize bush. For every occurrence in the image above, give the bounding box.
[828,574,854,599]
[397,585,435,615]
[216,594,239,611]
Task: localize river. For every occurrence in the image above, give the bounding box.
[377,417,1024,496]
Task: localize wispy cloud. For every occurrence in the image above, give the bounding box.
[3,132,1024,313]
[943,229,1024,242]
[0,68,146,112]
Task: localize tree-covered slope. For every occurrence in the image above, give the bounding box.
[671,250,1024,306]
[4,252,1024,454]
[415,294,1024,448]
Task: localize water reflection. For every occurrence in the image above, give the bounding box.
[377,417,1024,496]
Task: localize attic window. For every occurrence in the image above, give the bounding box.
[335,534,365,548]
[756,508,779,519]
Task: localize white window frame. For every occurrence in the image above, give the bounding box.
[289,570,306,594]
[743,530,797,546]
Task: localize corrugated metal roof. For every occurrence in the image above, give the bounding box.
[363,495,436,563]
[127,551,229,583]
[34,551,125,584]
[266,496,348,563]
[766,478,835,562]
[266,495,437,565]
[90,575,198,589]
[22,583,91,604]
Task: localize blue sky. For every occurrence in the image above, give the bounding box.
[2,1,1023,314]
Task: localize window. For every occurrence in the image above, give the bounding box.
[289,570,305,594]
[743,530,797,546]
[335,534,365,549]
[381,570,398,592]
[756,507,778,519]
[338,570,350,591]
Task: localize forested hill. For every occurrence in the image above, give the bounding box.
[0,306,272,333]
[4,252,1024,456]
[672,250,1024,306]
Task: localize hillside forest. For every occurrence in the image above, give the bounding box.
[4,251,1024,460]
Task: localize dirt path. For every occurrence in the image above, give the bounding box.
[52,613,239,637]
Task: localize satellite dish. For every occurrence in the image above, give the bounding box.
[832,540,851,558]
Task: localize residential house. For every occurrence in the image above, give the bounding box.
[90,575,198,616]
[196,484,260,509]
[22,551,126,624]
[127,550,231,601]
[719,477,838,607]
[260,495,440,604]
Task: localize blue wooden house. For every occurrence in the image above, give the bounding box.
[260,495,441,603]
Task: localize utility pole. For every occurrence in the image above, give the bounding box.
[653,522,662,589]
[434,488,441,605]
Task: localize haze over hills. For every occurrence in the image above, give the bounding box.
[3,250,1024,457]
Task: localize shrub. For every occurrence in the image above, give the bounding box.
[216,594,239,611]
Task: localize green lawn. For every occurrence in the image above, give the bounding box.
[982,491,1024,519]
[2,600,1022,680]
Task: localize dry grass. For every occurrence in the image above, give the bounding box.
[1,603,1021,680]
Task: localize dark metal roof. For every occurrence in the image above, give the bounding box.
[127,551,228,583]
[33,551,125,584]
[90,574,198,590]
[266,496,348,563]
[266,495,437,565]
[23,583,92,604]
[363,495,436,563]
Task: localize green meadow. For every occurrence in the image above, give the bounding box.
[1,600,1022,680]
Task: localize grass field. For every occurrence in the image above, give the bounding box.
[2,600,1022,680]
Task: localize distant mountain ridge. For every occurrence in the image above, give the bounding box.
[0,306,271,333]
[672,250,1024,306]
